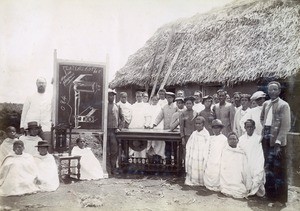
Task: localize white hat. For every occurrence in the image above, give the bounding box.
[250,91,266,100]
[108,89,117,95]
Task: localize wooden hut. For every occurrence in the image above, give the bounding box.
[110,0,300,131]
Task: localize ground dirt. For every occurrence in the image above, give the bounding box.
[1,174,300,211]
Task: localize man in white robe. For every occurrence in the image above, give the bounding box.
[192,90,205,113]
[233,94,251,137]
[19,121,43,157]
[203,119,227,191]
[34,141,59,191]
[129,91,148,158]
[0,140,39,196]
[157,89,168,108]
[238,119,265,197]
[0,126,18,165]
[71,138,104,180]
[20,77,52,142]
[220,132,252,198]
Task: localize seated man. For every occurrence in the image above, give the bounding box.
[238,119,265,197]
[71,138,104,180]
[34,141,59,192]
[0,126,18,165]
[19,121,43,156]
[220,132,252,198]
[0,140,39,196]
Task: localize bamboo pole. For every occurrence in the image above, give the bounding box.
[159,41,184,90]
[150,28,175,99]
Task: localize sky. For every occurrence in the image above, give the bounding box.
[0,0,233,103]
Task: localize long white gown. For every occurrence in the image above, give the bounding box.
[185,128,210,186]
[34,153,59,192]
[0,153,39,196]
[238,133,265,196]
[203,134,227,191]
[220,145,252,198]
[71,146,104,180]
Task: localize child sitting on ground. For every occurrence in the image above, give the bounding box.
[19,121,43,156]
[185,115,210,186]
[220,132,252,198]
[71,137,104,180]
[203,119,228,191]
[0,126,18,165]
[0,140,39,196]
[34,141,59,192]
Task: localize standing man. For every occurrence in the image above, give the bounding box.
[260,81,291,205]
[20,77,52,143]
[192,90,205,113]
[107,89,124,175]
[117,92,132,129]
[212,89,235,137]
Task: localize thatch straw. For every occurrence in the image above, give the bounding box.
[110,0,300,89]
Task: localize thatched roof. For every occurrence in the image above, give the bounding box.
[110,0,300,89]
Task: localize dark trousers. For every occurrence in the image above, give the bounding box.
[262,126,287,203]
[107,128,118,174]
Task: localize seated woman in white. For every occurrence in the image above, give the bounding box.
[0,126,18,165]
[33,141,59,192]
[71,138,104,180]
[0,140,39,196]
[220,132,252,199]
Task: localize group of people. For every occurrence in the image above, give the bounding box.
[0,76,290,206]
[107,81,290,205]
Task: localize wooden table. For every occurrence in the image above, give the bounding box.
[116,129,183,174]
[53,154,82,181]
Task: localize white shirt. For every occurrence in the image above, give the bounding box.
[193,102,205,113]
[20,91,52,131]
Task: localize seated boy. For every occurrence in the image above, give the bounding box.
[0,126,18,165]
[71,138,104,180]
[34,141,59,192]
[220,132,252,198]
[19,121,43,156]
[0,140,39,196]
[203,119,228,191]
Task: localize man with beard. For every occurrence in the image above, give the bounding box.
[20,77,52,144]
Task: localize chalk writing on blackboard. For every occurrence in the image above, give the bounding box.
[57,63,104,130]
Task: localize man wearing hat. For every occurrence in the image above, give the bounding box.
[20,77,52,141]
[33,141,59,192]
[204,119,227,191]
[244,91,266,135]
[19,121,43,156]
[153,91,178,163]
[107,89,124,175]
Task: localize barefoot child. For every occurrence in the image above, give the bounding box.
[185,115,210,186]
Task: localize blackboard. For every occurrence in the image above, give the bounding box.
[55,61,105,130]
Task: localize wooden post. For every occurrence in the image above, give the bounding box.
[159,42,184,90]
[102,54,109,178]
[150,28,175,99]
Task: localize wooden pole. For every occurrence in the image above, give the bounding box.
[159,42,184,90]
[150,28,174,99]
